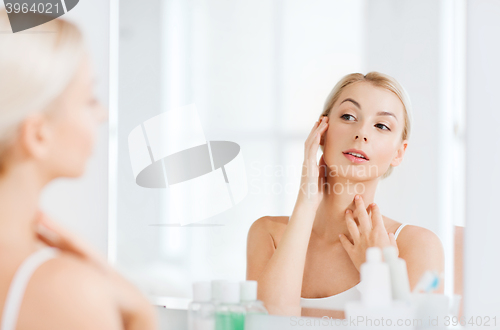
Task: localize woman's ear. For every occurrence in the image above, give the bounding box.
[320,135,325,153]
[19,113,53,160]
[390,140,408,167]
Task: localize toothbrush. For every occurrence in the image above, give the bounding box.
[412,270,440,293]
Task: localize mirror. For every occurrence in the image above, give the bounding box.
[115,0,465,317]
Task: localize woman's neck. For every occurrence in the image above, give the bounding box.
[0,163,46,256]
[312,174,379,244]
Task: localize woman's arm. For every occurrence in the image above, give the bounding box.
[246,202,318,316]
[246,116,330,316]
[396,225,445,293]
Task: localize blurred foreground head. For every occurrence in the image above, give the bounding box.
[0,9,106,180]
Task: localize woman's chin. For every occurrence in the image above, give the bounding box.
[56,164,88,179]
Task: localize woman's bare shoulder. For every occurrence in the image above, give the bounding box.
[389,223,445,290]
[249,216,289,249]
[382,215,404,234]
[251,215,289,226]
[382,217,443,253]
[395,224,443,249]
[19,251,122,330]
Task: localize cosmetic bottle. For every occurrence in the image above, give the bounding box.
[410,271,450,327]
[211,280,227,307]
[240,280,268,315]
[345,247,416,330]
[360,247,392,308]
[214,281,245,330]
[383,246,411,302]
[188,281,216,330]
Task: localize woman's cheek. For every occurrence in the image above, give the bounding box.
[323,124,346,161]
[326,123,349,146]
[372,145,394,174]
[68,114,95,170]
[80,116,96,158]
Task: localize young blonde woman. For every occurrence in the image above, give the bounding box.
[0,10,157,330]
[246,72,445,318]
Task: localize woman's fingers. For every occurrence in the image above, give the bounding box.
[370,203,385,230]
[344,210,360,243]
[309,119,320,133]
[339,233,354,253]
[305,116,328,158]
[389,232,397,247]
[317,155,326,193]
[306,117,324,144]
[354,195,371,233]
[388,232,400,256]
[35,211,110,272]
[318,154,327,178]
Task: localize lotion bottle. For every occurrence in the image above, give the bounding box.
[214,281,245,330]
[188,281,216,330]
[383,245,411,302]
[211,280,227,307]
[239,280,268,315]
[360,247,392,308]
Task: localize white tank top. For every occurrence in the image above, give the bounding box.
[300,222,408,311]
[1,247,60,330]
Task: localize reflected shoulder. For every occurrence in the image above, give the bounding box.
[249,216,289,249]
[396,224,444,258]
[250,215,289,231]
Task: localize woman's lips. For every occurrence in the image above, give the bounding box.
[343,152,369,164]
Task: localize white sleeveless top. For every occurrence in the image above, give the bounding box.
[1,247,60,330]
[300,222,408,311]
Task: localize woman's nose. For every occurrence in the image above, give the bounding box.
[354,123,370,141]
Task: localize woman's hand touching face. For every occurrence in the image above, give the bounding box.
[297,116,329,208]
[338,195,398,272]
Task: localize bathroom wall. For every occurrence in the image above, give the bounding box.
[464,0,500,319]
[364,0,443,235]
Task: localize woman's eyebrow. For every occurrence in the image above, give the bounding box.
[340,98,398,122]
[340,98,362,109]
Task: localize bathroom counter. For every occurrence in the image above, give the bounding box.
[156,306,464,330]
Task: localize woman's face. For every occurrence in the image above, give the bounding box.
[40,54,107,179]
[321,81,408,180]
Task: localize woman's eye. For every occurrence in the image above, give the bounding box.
[341,114,355,121]
[341,113,391,131]
[375,123,391,131]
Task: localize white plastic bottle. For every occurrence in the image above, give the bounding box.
[360,247,392,308]
[383,246,411,302]
[211,280,227,306]
[239,280,268,315]
[188,281,216,330]
[214,281,246,330]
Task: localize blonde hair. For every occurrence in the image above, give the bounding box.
[0,9,85,174]
[320,72,413,179]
